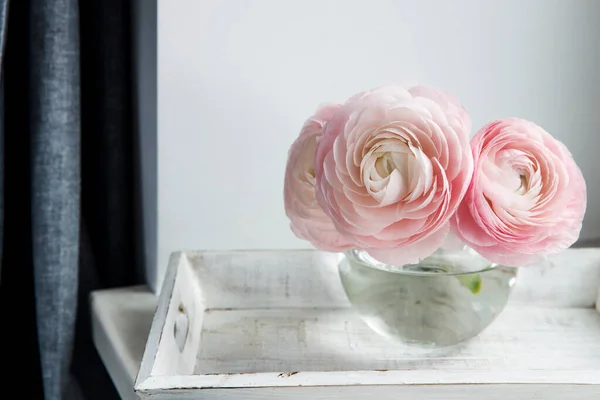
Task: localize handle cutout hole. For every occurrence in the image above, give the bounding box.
[174,303,189,352]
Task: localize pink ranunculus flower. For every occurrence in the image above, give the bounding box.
[451,118,587,266]
[315,83,474,265]
[284,103,354,252]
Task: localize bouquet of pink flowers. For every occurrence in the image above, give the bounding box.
[284,83,587,267]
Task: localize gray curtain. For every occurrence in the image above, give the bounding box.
[31,1,81,399]
[0,1,142,399]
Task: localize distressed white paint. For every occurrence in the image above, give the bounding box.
[194,307,600,374]
[166,248,600,310]
[134,249,600,399]
[151,253,204,377]
[597,284,600,313]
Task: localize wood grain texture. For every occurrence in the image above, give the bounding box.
[135,249,600,399]
[184,250,344,309]
[597,283,600,313]
[136,252,183,385]
[150,253,204,376]
[195,307,600,375]
[186,249,600,309]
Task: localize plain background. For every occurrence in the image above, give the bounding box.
[154,0,600,291]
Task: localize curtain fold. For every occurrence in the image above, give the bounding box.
[79,0,135,289]
[0,1,141,399]
[73,1,138,399]
[30,1,81,399]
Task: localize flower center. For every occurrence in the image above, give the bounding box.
[374,148,413,178]
[491,149,536,196]
[516,173,528,195]
[304,166,316,186]
[375,152,398,177]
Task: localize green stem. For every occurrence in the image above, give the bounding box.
[456,274,482,294]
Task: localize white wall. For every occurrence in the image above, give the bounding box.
[157,0,600,290]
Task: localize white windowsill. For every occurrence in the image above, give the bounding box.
[91,286,156,400]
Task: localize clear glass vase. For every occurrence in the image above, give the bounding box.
[338,246,517,347]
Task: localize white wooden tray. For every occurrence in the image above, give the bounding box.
[135,249,600,399]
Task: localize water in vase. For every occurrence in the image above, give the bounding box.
[338,248,517,347]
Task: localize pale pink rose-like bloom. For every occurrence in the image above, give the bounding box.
[452,118,587,266]
[284,103,353,252]
[315,83,473,265]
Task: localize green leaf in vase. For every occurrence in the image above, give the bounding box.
[457,274,482,294]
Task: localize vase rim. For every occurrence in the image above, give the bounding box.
[343,248,507,276]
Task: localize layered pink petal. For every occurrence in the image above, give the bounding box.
[314,83,473,265]
[284,103,353,252]
[451,118,586,266]
[367,224,450,265]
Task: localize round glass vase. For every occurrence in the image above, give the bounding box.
[338,246,517,347]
